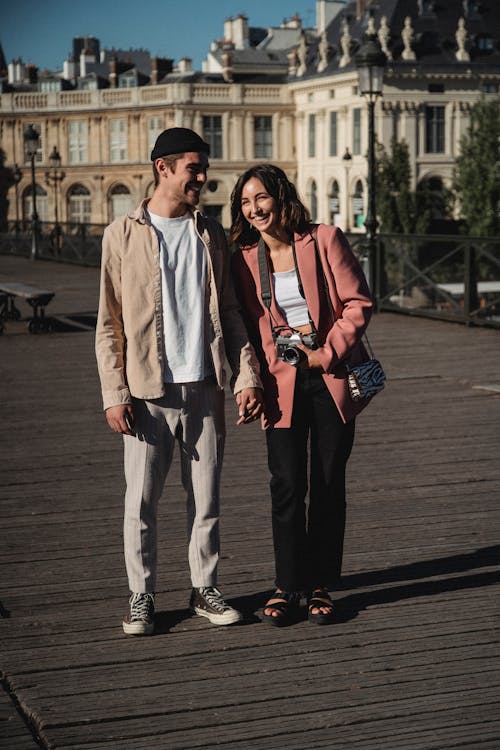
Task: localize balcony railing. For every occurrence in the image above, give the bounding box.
[1,225,499,328]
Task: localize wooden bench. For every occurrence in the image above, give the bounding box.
[0,282,55,334]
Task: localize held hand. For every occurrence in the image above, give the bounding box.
[105,404,135,436]
[236,387,265,425]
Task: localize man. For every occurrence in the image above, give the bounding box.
[96,127,263,635]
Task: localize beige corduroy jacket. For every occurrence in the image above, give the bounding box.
[95,200,261,410]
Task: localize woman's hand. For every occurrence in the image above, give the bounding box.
[297,344,324,370]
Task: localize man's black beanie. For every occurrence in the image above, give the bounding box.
[150,127,210,161]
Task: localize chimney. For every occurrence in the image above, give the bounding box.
[151,56,173,84]
[224,17,233,42]
[233,14,249,49]
[356,0,367,20]
[222,43,234,82]
[177,57,193,74]
[109,55,118,87]
[287,48,299,76]
[25,64,38,84]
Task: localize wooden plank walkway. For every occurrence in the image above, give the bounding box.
[1,254,499,750]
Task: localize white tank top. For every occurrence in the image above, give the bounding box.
[272,268,310,328]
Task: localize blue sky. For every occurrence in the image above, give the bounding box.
[1,1,317,72]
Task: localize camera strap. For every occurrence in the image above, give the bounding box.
[257,236,317,337]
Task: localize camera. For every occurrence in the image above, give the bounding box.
[275,331,318,367]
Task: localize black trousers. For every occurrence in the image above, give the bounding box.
[266,369,355,592]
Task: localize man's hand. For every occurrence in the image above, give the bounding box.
[236,387,265,425]
[105,404,135,435]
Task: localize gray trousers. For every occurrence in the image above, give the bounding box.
[123,380,225,593]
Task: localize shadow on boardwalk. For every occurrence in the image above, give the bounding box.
[1,255,499,750]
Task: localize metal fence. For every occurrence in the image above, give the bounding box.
[1,223,499,329]
[0,221,103,267]
[372,233,500,329]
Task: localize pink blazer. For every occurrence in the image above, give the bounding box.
[231,224,374,427]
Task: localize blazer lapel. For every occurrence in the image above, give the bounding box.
[294,231,322,328]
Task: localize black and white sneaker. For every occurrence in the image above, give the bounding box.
[190,586,243,625]
[122,592,155,635]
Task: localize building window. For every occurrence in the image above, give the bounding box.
[425,106,445,153]
[22,185,48,223]
[308,114,316,158]
[203,116,223,159]
[353,180,364,228]
[68,120,88,164]
[68,183,91,224]
[309,180,318,221]
[109,184,133,220]
[109,118,128,162]
[119,72,137,88]
[480,83,498,94]
[40,79,62,92]
[392,109,400,142]
[476,35,494,51]
[329,112,337,157]
[24,123,42,164]
[254,116,273,158]
[148,116,164,158]
[353,109,361,155]
[329,180,340,224]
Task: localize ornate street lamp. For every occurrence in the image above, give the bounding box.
[342,147,352,232]
[45,146,65,252]
[23,124,40,261]
[12,163,22,233]
[354,30,387,309]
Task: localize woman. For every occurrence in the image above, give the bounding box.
[230,164,373,626]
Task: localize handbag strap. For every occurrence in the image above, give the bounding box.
[311,224,376,357]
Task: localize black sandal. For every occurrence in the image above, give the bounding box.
[308,588,334,625]
[262,590,300,627]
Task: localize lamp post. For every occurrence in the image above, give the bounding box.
[342,147,352,232]
[12,163,22,233]
[24,124,40,261]
[45,146,65,252]
[354,31,386,309]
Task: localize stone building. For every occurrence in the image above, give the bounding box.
[0,0,499,231]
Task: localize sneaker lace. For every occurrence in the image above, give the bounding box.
[199,586,228,612]
[130,593,154,621]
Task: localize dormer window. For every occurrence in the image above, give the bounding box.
[418,0,436,17]
[119,71,138,88]
[476,35,494,52]
[463,0,481,20]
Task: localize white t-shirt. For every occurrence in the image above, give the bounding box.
[148,210,212,383]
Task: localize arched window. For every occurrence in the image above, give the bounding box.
[328,180,340,225]
[352,180,365,228]
[418,176,449,220]
[309,180,318,222]
[109,183,133,220]
[22,185,48,224]
[68,184,91,225]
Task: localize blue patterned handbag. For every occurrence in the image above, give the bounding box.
[346,335,386,402]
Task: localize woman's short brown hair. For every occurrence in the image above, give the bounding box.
[230,164,311,247]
